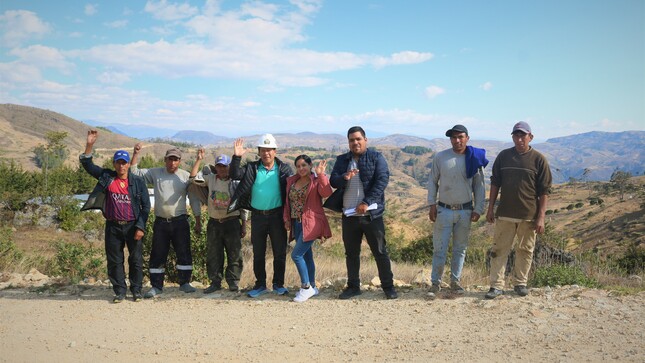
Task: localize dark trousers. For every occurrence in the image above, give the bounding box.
[342,215,394,290]
[250,209,287,288]
[104,220,143,296]
[149,215,192,289]
[206,217,243,287]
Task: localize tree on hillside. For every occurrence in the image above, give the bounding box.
[33,131,70,194]
[610,170,632,201]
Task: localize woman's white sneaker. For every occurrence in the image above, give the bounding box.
[293,286,316,303]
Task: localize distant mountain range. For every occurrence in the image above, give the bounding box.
[1,104,643,183]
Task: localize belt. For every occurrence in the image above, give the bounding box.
[210,216,239,224]
[156,214,188,223]
[437,201,473,210]
[253,207,282,215]
[108,220,134,225]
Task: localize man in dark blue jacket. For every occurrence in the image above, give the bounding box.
[80,130,150,303]
[330,126,398,300]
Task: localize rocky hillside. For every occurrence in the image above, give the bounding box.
[1,103,643,182]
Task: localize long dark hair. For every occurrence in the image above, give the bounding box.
[294,154,312,167]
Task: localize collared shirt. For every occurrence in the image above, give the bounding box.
[251,163,282,210]
[343,158,367,216]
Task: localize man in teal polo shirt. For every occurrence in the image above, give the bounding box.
[228,134,294,297]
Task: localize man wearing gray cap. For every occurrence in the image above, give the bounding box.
[485,121,552,299]
[131,144,201,298]
[427,124,487,298]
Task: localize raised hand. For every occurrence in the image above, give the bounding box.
[344,168,359,181]
[190,148,205,177]
[86,130,98,145]
[233,138,246,157]
[314,159,327,175]
[133,142,143,154]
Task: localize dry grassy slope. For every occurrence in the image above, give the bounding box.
[543,176,644,257]
[0,104,176,170]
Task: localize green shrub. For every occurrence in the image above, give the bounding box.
[0,227,24,269]
[616,245,645,274]
[50,239,103,283]
[390,235,433,265]
[566,204,574,210]
[530,264,599,288]
[56,197,84,232]
[574,202,584,208]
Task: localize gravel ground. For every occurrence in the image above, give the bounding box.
[0,282,643,362]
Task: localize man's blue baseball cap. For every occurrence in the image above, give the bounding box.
[113,150,130,163]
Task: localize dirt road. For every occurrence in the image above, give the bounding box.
[0,282,643,362]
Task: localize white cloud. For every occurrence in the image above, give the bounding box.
[60,2,430,88]
[480,81,493,91]
[290,0,324,14]
[104,20,128,29]
[97,71,131,85]
[0,10,51,47]
[425,85,445,99]
[10,45,75,74]
[85,4,98,16]
[373,51,434,68]
[145,0,199,21]
[0,62,43,85]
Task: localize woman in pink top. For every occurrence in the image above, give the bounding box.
[283,155,333,302]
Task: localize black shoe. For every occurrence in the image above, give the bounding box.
[338,287,362,300]
[514,285,529,296]
[228,284,239,292]
[450,281,465,294]
[203,283,222,294]
[383,287,398,300]
[485,288,504,299]
[132,292,143,302]
[113,294,125,304]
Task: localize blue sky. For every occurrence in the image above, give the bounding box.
[1,0,643,141]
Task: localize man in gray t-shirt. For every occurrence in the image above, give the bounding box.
[427,124,487,298]
[130,144,201,298]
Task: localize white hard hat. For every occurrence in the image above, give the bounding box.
[257,133,278,149]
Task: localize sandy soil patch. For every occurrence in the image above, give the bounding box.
[1,284,643,362]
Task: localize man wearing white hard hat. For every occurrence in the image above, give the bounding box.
[228,134,294,298]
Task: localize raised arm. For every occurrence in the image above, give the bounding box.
[84,130,97,155]
[130,142,143,166]
[190,148,205,178]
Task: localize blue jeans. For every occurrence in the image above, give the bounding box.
[431,206,472,285]
[291,221,315,287]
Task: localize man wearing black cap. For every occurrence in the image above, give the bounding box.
[485,121,552,299]
[130,143,202,298]
[79,130,150,303]
[427,125,487,298]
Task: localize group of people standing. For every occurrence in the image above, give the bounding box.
[80,121,551,303]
